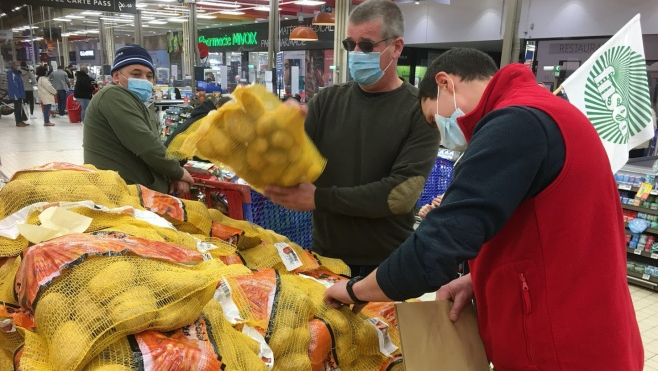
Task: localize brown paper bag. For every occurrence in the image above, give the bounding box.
[395,300,489,371]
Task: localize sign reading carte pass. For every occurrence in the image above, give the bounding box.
[23,0,136,13]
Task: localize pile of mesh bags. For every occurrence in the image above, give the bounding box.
[0,163,404,371]
[167,85,326,192]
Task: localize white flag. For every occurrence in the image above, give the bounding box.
[562,14,654,172]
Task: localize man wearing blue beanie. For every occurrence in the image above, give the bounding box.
[83,44,193,194]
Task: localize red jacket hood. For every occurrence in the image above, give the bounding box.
[457,63,552,142]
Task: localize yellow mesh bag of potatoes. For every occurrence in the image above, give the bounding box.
[239,242,320,274]
[75,300,269,371]
[14,232,251,371]
[171,85,326,192]
[0,349,12,371]
[0,303,34,359]
[0,256,21,304]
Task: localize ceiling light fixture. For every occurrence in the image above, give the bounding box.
[196,14,216,19]
[219,9,245,15]
[294,0,325,6]
[167,17,188,22]
[197,1,241,8]
[148,20,168,24]
[52,17,72,22]
[136,3,148,7]
[312,11,334,25]
[65,15,85,19]
[81,10,102,15]
[290,26,318,41]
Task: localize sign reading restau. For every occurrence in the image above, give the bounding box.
[22,0,136,13]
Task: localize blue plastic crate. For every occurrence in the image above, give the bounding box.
[249,190,313,249]
[417,157,454,208]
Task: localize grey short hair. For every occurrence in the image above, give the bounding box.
[349,0,404,41]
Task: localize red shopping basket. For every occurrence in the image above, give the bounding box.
[66,95,82,123]
[188,176,252,221]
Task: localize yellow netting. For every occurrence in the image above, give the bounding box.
[28,255,250,371]
[239,243,319,273]
[168,85,326,192]
[0,349,13,370]
[0,256,21,304]
[311,253,351,277]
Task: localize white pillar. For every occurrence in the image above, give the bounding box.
[333,0,349,84]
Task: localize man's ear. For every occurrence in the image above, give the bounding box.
[434,72,453,94]
[392,37,404,59]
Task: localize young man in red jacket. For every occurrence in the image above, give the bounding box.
[325,48,643,370]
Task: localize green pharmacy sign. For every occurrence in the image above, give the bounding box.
[199,32,258,48]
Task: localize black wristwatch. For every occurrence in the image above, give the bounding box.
[346,276,369,305]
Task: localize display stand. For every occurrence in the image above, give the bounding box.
[617,156,658,290]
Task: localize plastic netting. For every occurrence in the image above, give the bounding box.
[251,190,313,249]
[16,233,251,371]
[417,157,454,208]
[0,256,20,304]
[167,85,326,192]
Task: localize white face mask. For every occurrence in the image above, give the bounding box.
[434,78,467,151]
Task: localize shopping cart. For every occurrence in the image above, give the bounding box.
[417,157,455,208]
[189,175,252,221]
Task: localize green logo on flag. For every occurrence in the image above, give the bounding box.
[585,46,652,145]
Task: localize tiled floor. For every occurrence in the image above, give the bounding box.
[2,110,658,369]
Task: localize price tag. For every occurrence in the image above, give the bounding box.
[619,184,633,191]
[651,253,658,260]
[643,274,651,280]
[651,190,658,195]
[634,249,643,255]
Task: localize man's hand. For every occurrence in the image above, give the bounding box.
[283,98,308,116]
[180,168,194,184]
[324,280,367,314]
[435,274,474,322]
[264,182,316,211]
[169,180,191,196]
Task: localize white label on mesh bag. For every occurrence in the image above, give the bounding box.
[214,279,243,324]
[298,274,333,289]
[0,318,16,333]
[274,243,303,271]
[366,318,398,357]
[242,324,275,369]
[195,238,218,253]
[202,252,213,261]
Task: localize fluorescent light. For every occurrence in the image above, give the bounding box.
[65,15,85,19]
[142,10,179,16]
[136,3,148,7]
[53,17,72,22]
[168,17,188,22]
[148,20,168,24]
[84,20,99,23]
[81,10,102,15]
[294,0,325,5]
[196,14,216,19]
[197,1,241,8]
[254,6,270,11]
[219,9,245,15]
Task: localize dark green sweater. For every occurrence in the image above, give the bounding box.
[83,84,184,193]
[306,81,440,265]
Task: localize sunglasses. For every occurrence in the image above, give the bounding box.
[341,37,395,53]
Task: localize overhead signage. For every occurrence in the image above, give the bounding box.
[198,19,334,52]
[0,31,13,42]
[22,0,136,13]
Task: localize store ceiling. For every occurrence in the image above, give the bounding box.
[2,0,361,40]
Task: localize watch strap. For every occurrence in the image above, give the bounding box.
[346,276,368,305]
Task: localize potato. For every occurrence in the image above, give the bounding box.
[201,131,235,159]
[256,115,278,136]
[50,321,89,371]
[246,150,266,172]
[87,261,136,303]
[151,296,201,330]
[293,327,312,349]
[259,165,285,185]
[226,116,256,143]
[109,286,157,333]
[149,270,192,296]
[273,353,312,371]
[34,292,70,336]
[268,326,295,356]
[250,137,269,154]
[86,365,133,371]
[266,150,288,166]
[270,131,295,150]
[354,322,379,354]
[74,292,110,337]
[305,161,325,183]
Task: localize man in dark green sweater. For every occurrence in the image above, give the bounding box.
[83,45,193,195]
[265,0,439,276]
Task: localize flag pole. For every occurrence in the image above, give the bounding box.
[553,85,564,95]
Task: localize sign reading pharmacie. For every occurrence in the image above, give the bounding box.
[198,19,334,53]
[22,0,136,13]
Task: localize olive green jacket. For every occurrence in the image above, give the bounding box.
[83,83,183,193]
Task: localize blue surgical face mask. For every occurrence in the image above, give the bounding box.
[348,44,393,86]
[121,74,153,102]
[434,79,467,151]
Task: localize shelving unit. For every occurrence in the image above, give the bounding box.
[160,106,191,143]
[618,156,658,290]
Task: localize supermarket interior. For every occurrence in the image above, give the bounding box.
[2,0,658,370]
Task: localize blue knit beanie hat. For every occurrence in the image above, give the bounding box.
[111,44,155,75]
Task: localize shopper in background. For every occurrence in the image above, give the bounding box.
[83,44,194,195]
[19,61,36,119]
[265,0,440,277]
[64,64,75,80]
[324,48,643,371]
[7,61,27,127]
[74,66,94,123]
[35,65,56,127]
[49,65,70,116]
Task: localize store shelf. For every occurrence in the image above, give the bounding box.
[625,223,658,235]
[621,204,658,215]
[618,184,658,194]
[627,269,658,288]
[627,247,658,260]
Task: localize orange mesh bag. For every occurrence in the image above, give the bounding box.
[171,85,326,192]
[15,232,251,371]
